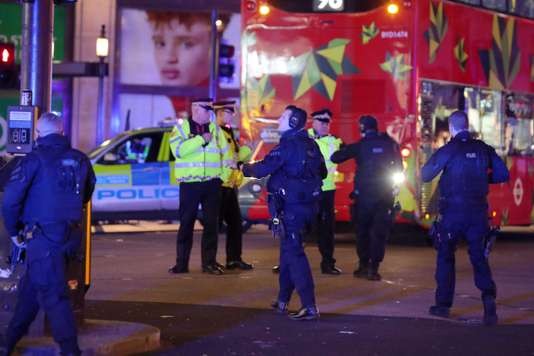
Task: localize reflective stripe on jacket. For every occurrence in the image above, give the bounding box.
[307,128,342,191]
[169,120,231,183]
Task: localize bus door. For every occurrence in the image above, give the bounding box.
[500,93,534,225]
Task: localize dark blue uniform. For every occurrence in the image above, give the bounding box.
[2,134,96,355]
[331,131,402,277]
[421,130,509,310]
[243,129,326,309]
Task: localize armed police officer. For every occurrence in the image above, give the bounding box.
[421,110,509,325]
[307,109,343,275]
[331,115,402,281]
[2,113,96,355]
[214,100,253,270]
[243,105,326,320]
[168,98,232,275]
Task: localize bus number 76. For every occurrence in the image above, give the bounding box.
[316,0,344,11]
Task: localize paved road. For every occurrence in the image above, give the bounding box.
[85,226,534,355]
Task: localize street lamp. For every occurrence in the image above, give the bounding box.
[95,24,108,146]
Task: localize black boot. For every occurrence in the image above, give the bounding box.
[483,296,498,326]
[289,306,320,321]
[321,263,342,275]
[367,264,381,281]
[226,260,254,270]
[353,262,368,278]
[270,300,289,314]
[429,305,450,318]
[272,265,280,274]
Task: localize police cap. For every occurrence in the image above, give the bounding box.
[192,98,214,111]
[214,100,236,113]
[311,109,332,123]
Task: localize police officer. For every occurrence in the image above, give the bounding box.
[214,100,253,270]
[421,110,509,325]
[168,98,232,275]
[243,105,327,321]
[2,113,96,355]
[307,109,343,275]
[331,115,402,281]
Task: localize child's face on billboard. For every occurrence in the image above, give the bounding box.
[152,19,210,86]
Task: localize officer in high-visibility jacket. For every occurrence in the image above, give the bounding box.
[307,109,343,275]
[168,98,232,275]
[214,100,253,270]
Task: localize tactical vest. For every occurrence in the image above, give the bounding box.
[22,147,88,224]
[220,127,252,188]
[355,133,401,198]
[280,133,323,204]
[438,137,491,206]
[307,128,342,191]
[169,119,231,183]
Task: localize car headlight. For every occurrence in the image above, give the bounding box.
[392,172,405,185]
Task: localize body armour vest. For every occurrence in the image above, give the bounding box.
[355,133,400,198]
[22,143,90,224]
[276,130,324,204]
[438,136,491,206]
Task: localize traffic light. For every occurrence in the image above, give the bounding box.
[219,43,235,82]
[0,42,18,89]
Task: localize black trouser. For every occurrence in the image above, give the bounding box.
[434,209,496,308]
[355,196,394,269]
[278,203,317,308]
[315,190,336,267]
[176,179,221,269]
[220,186,243,263]
[6,249,80,355]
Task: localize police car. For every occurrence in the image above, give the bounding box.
[88,126,180,221]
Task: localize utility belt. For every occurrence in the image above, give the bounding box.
[23,221,81,241]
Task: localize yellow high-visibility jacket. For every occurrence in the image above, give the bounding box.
[169,119,232,183]
[220,127,252,188]
[308,128,342,191]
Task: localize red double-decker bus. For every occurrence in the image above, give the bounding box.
[238,0,534,228]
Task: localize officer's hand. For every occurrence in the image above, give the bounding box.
[202,133,212,143]
[10,235,25,248]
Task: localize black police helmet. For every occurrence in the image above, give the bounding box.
[359,115,378,132]
[286,105,307,130]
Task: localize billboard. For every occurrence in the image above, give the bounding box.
[118,9,240,130]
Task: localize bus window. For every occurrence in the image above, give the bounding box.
[419,81,462,149]
[454,0,481,5]
[512,0,534,18]
[481,0,507,12]
[505,93,534,156]
[466,88,504,153]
